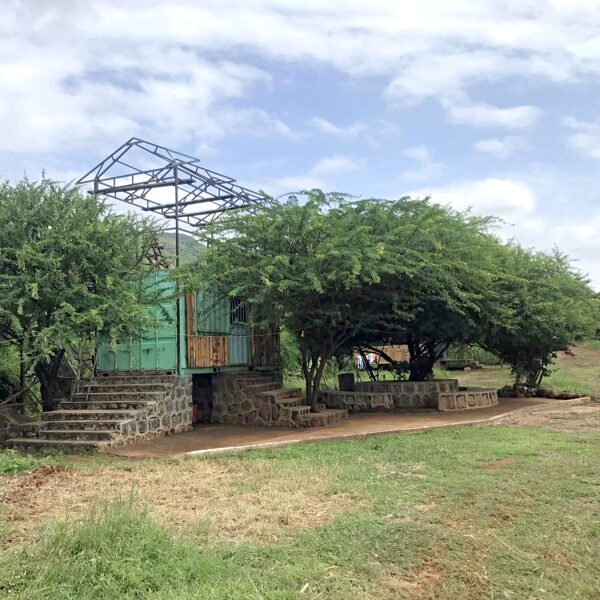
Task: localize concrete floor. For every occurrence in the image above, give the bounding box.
[106,397,581,459]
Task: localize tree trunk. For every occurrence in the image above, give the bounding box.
[406,335,433,381]
[34,351,65,412]
[310,357,328,411]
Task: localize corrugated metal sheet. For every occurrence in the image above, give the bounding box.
[97,272,177,372]
[229,326,250,365]
[196,290,229,335]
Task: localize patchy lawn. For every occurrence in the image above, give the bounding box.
[440,340,600,399]
[1,404,600,599]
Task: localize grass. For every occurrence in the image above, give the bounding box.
[0,449,56,475]
[1,416,600,599]
[2,341,600,598]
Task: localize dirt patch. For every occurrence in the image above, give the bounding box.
[377,561,446,599]
[501,404,600,433]
[0,457,361,549]
[481,457,521,470]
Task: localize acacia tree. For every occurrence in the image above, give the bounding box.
[482,245,598,386]
[181,191,420,409]
[345,201,513,380]
[0,178,161,410]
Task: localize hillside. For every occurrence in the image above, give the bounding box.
[158,232,204,265]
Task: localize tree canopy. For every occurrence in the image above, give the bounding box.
[183,189,598,402]
[0,178,161,409]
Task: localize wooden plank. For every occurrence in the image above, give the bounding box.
[187,335,228,368]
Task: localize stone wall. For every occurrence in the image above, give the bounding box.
[436,387,498,411]
[210,371,301,427]
[354,379,459,409]
[321,390,393,412]
[117,375,193,443]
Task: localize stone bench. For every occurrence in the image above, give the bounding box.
[435,387,498,411]
[321,390,393,412]
[354,379,459,409]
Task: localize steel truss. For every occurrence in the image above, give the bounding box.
[77,137,263,235]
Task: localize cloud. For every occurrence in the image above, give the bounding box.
[401,146,445,182]
[442,95,542,129]
[410,178,537,221]
[310,117,368,138]
[262,154,363,194]
[564,116,600,159]
[2,0,600,158]
[474,136,527,158]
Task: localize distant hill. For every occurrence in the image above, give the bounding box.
[158,232,204,265]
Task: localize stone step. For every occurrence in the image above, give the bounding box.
[287,405,312,415]
[299,408,348,427]
[261,387,302,401]
[72,391,166,402]
[230,371,269,378]
[6,438,105,453]
[77,382,172,394]
[35,419,125,431]
[244,381,281,393]
[59,399,158,411]
[232,375,277,385]
[37,429,118,441]
[45,409,145,421]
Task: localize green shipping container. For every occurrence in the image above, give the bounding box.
[97,272,178,372]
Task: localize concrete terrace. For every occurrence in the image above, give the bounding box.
[106,396,591,458]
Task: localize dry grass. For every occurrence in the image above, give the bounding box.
[500,404,600,433]
[1,457,362,549]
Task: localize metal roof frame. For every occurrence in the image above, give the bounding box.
[77,137,263,235]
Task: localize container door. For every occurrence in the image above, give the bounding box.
[96,271,178,373]
[228,297,250,365]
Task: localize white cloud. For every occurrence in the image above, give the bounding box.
[411,178,537,221]
[474,136,527,158]
[442,95,542,129]
[262,154,363,194]
[401,146,445,182]
[311,117,368,138]
[2,1,600,156]
[564,116,600,159]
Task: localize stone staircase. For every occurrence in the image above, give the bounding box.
[7,371,348,453]
[6,374,192,453]
[222,371,348,427]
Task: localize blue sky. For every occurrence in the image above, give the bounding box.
[2,1,600,285]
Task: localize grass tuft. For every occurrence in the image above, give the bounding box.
[0,499,212,600]
[0,450,55,475]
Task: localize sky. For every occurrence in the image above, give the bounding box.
[1,1,600,285]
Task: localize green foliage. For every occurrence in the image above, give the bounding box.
[0,178,161,408]
[180,188,597,393]
[0,345,19,400]
[181,190,410,406]
[0,450,53,475]
[483,246,599,386]
[279,328,301,373]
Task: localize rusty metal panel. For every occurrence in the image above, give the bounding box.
[187,335,228,368]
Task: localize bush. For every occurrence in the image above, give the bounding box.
[0,450,51,475]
